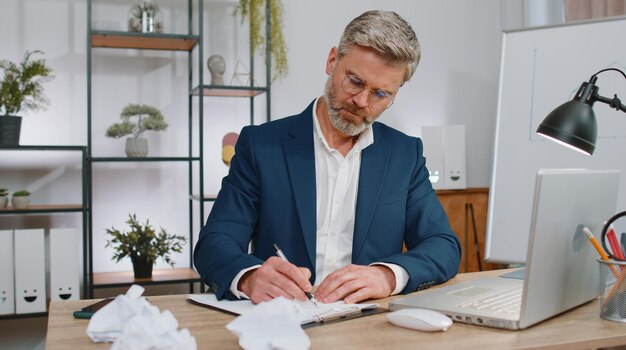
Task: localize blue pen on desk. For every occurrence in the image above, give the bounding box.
[273,243,318,306]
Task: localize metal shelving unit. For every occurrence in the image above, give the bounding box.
[85,0,272,297]
[86,0,203,297]
[193,0,272,207]
[0,145,88,318]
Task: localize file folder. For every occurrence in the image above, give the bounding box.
[14,228,47,314]
[47,228,80,301]
[0,230,15,315]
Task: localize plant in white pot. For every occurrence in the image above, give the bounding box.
[0,188,8,209]
[0,50,54,146]
[105,104,168,157]
[11,190,31,209]
[105,213,186,279]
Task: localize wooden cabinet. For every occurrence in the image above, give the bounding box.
[436,188,505,273]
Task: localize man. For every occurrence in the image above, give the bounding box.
[194,10,461,305]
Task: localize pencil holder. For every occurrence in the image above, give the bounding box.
[597,259,626,322]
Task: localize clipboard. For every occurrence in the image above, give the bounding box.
[186,293,387,328]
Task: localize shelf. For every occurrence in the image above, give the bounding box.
[91,31,199,51]
[0,145,86,151]
[191,194,217,202]
[91,156,201,162]
[0,312,47,320]
[0,146,86,170]
[192,85,267,97]
[0,204,84,215]
[92,268,200,288]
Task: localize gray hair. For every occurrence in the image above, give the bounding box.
[337,10,420,83]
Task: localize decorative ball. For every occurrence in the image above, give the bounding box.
[222,145,236,166]
[222,132,239,166]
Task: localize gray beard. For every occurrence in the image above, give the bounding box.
[323,77,370,137]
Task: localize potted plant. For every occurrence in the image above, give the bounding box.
[105,213,186,278]
[11,190,31,209]
[0,188,8,209]
[0,50,54,146]
[105,103,168,157]
[235,0,288,81]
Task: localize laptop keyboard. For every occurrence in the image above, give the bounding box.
[459,289,522,315]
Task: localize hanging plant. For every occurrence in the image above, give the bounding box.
[235,0,288,81]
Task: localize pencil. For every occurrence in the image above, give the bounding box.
[582,227,619,278]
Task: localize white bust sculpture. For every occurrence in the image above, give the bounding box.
[207,55,226,86]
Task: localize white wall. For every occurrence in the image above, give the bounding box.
[0,0,545,348]
[0,0,512,280]
[273,0,503,189]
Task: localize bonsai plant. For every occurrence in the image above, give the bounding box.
[0,188,8,209]
[105,213,186,278]
[0,50,54,146]
[105,103,168,157]
[11,190,31,209]
[235,0,288,81]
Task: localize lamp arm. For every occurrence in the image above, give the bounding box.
[589,68,626,113]
[594,93,626,114]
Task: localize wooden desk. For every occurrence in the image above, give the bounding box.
[46,269,626,350]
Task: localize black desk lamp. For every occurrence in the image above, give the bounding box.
[536,68,626,155]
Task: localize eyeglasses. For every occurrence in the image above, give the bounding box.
[341,74,395,110]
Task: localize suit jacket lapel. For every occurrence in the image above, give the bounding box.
[353,126,389,260]
[284,103,317,269]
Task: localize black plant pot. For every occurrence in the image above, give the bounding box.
[0,115,22,146]
[131,257,154,279]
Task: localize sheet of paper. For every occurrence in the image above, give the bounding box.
[187,293,378,325]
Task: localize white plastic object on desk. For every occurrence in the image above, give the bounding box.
[386,308,453,332]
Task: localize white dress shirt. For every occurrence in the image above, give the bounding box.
[229,98,408,297]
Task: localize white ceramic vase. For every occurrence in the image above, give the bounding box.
[0,196,8,209]
[11,196,30,209]
[125,137,149,157]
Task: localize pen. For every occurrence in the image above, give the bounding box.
[583,227,619,278]
[273,243,318,306]
[621,232,626,258]
[314,306,361,323]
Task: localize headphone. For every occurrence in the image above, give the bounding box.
[601,211,626,261]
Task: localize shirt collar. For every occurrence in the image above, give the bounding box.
[312,97,374,153]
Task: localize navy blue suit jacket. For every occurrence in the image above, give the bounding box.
[194,100,461,300]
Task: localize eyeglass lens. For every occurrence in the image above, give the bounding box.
[341,75,393,110]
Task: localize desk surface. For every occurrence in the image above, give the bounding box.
[46,269,626,350]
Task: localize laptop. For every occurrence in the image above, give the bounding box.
[389,169,620,330]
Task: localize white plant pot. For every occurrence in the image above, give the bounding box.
[12,196,30,209]
[125,137,149,158]
[0,196,8,209]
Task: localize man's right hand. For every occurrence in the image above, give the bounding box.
[238,256,313,304]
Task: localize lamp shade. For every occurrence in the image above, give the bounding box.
[536,99,597,155]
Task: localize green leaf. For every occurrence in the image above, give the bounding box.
[104,213,186,266]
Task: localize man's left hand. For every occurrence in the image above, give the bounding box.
[314,264,395,304]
